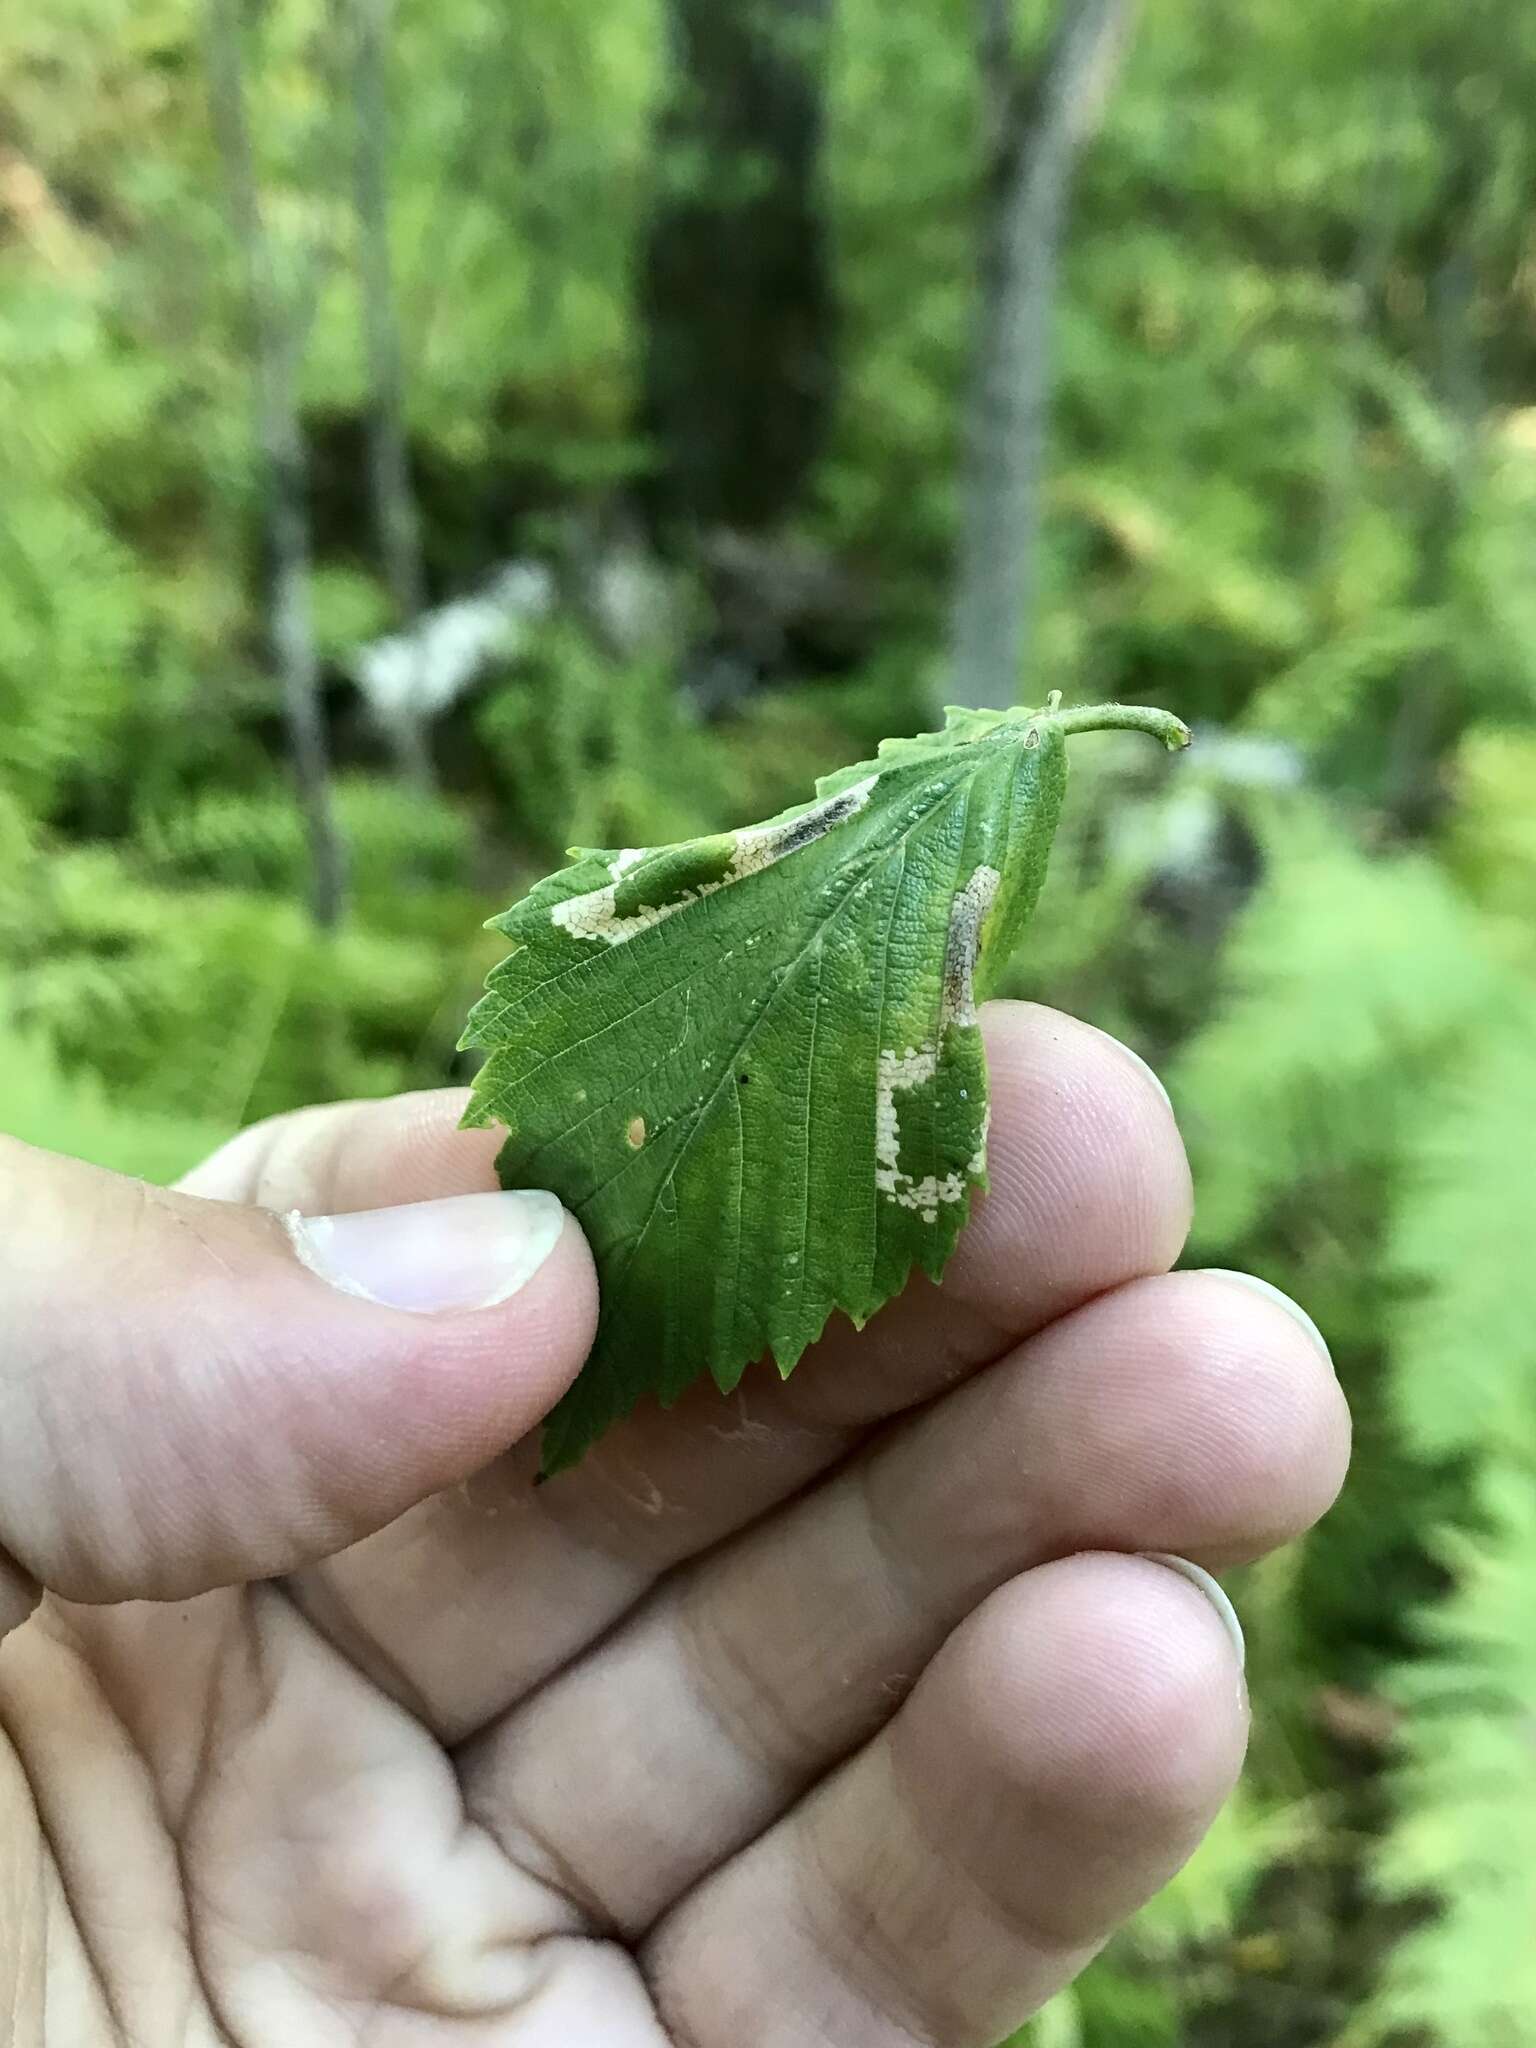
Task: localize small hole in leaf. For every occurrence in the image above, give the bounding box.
[626,1115,646,1147]
[738,1072,750,1085]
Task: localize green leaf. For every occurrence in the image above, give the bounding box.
[462,697,1189,1472]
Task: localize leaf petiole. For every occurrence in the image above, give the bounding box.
[1031,699,1194,751]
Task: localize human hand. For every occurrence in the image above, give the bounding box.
[0,1002,1348,2046]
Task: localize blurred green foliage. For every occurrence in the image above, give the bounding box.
[3,0,1536,2041]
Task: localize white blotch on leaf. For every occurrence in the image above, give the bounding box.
[550,777,878,946]
[968,1102,992,1179]
[873,864,998,1223]
[727,776,876,879]
[941,864,1000,1031]
[874,1044,967,1224]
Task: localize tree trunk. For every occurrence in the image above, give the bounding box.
[948,0,1133,711]
[206,0,347,926]
[350,0,435,790]
[639,0,835,535]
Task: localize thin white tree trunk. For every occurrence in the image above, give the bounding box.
[206,0,346,926]
[949,0,1133,711]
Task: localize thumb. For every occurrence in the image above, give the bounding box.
[0,1134,597,1636]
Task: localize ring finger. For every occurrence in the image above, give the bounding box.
[460,1268,1348,1931]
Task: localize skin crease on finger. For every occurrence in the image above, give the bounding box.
[0,1003,1348,2048]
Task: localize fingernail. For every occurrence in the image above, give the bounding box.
[1142,1552,1246,1673]
[285,1190,565,1313]
[1200,1268,1332,1368]
[1090,1024,1174,1115]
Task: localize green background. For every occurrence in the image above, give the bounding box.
[3,0,1535,2038]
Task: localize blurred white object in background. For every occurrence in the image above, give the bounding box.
[348,560,555,728]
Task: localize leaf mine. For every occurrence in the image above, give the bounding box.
[462,697,1189,1471]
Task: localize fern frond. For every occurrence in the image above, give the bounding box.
[1389,1022,1536,1461]
[0,494,144,812]
[1244,612,1452,748]
[139,776,473,900]
[1172,814,1520,1245]
[1444,726,1536,930]
[1360,1465,1536,2047]
[0,1012,228,1184]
